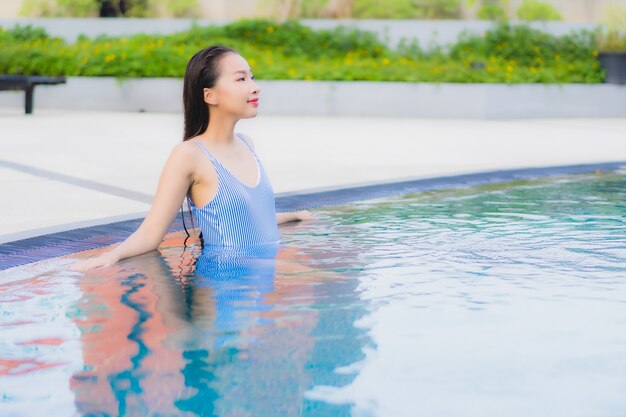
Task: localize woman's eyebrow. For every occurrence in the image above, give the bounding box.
[233,70,252,75]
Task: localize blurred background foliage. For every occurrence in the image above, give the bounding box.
[20,0,200,17]
[18,0,577,20]
[596,2,626,51]
[0,19,605,83]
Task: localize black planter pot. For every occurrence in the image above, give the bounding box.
[598,52,626,85]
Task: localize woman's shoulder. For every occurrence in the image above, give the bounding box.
[175,139,203,156]
[166,141,202,173]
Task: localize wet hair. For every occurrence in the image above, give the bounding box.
[182,45,237,141]
[180,45,237,249]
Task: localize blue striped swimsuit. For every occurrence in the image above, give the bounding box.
[187,133,280,247]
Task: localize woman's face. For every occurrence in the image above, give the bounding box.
[205,53,261,118]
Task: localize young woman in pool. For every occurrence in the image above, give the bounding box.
[72,45,311,271]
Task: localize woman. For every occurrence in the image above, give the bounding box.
[72,45,311,271]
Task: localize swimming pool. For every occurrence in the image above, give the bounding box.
[1,167,625,417]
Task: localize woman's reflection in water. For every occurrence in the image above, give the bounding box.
[71,225,369,417]
[173,240,322,417]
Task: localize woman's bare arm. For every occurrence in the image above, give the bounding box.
[71,143,196,271]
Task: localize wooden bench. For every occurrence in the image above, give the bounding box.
[0,75,66,114]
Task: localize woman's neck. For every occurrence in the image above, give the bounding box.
[201,115,238,146]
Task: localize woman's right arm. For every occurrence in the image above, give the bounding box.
[71,143,196,271]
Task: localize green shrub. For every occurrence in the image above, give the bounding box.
[597,31,626,52]
[20,0,98,17]
[299,0,329,17]
[418,0,463,19]
[451,23,595,65]
[467,0,509,21]
[353,0,461,19]
[19,0,199,17]
[222,19,386,58]
[516,0,562,21]
[448,23,602,83]
[597,3,626,52]
[0,20,604,84]
[3,24,51,41]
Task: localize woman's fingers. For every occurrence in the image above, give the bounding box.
[70,255,115,271]
[297,210,314,221]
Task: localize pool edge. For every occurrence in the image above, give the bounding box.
[2,161,625,271]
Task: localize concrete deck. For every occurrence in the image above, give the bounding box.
[1,107,625,243]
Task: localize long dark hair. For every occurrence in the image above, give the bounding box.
[182,45,237,141]
[180,45,237,249]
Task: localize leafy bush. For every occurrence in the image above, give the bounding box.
[20,0,98,17]
[467,0,509,21]
[221,19,387,59]
[4,24,51,41]
[516,0,561,21]
[19,0,199,17]
[0,20,604,83]
[597,3,626,52]
[449,23,602,82]
[597,31,626,52]
[352,0,461,19]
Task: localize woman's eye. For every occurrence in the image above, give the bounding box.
[238,77,245,81]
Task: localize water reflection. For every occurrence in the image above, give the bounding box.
[68,231,371,417]
[3,171,625,417]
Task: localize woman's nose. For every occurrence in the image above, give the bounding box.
[252,81,261,95]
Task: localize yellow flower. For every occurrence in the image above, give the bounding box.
[287,68,296,77]
[506,65,513,72]
[304,74,313,80]
[104,54,116,63]
[592,50,599,57]
[382,58,390,65]
[267,26,274,33]
[555,55,560,61]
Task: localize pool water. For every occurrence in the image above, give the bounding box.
[1,171,625,417]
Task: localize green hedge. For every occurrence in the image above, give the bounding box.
[0,19,604,83]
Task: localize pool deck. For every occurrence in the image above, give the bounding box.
[1,107,625,243]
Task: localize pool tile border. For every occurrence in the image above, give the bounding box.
[1,161,624,271]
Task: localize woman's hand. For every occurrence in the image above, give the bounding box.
[294,210,314,221]
[70,251,120,272]
[276,210,314,225]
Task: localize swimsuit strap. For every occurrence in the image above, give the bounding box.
[191,140,218,163]
[236,132,257,156]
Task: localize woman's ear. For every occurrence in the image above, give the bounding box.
[203,87,216,105]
